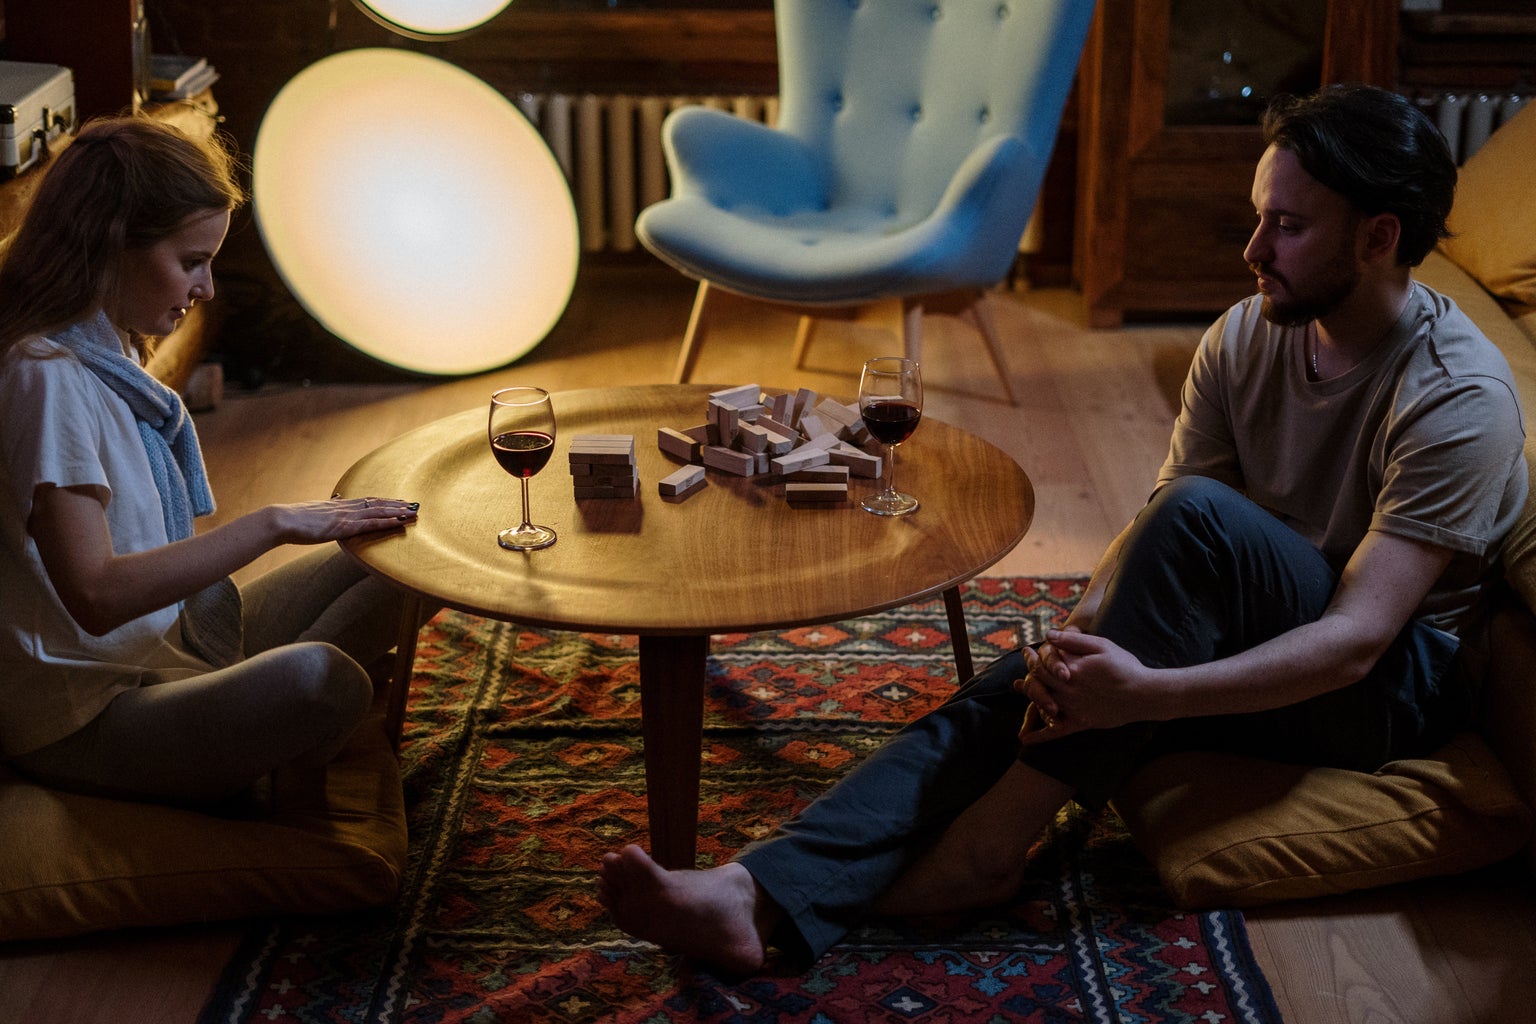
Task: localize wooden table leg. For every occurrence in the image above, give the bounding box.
[385,593,424,751]
[943,585,974,682]
[637,633,709,869]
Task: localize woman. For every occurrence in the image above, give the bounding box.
[0,115,417,809]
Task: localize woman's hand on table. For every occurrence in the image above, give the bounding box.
[269,495,420,545]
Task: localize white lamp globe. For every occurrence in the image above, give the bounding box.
[252,48,578,375]
[353,0,513,39]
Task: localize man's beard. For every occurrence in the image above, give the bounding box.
[1253,253,1360,327]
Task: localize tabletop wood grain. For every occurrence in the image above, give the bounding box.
[337,385,1034,636]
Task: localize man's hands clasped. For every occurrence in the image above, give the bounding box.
[1014,628,1156,745]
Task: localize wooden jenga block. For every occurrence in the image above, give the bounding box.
[829,442,882,478]
[658,464,707,498]
[788,464,850,484]
[797,412,834,441]
[738,422,771,454]
[709,400,741,445]
[772,446,830,474]
[792,388,818,426]
[569,435,636,466]
[658,426,702,463]
[757,415,799,442]
[702,444,757,476]
[766,392,792,422]
[802,432,843,453]
[762,429,796,456]
[574,482,640,498]
[815,399,859,431]
[786,481,849,505]
[709,384,762,409]
[682,422,717,446]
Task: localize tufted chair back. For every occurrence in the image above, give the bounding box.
[776,0,1090,237]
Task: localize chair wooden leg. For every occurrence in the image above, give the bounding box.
[961,291,1018,405]
[673,280,716,384]
[900,298,924,365]
[791,315,817,369]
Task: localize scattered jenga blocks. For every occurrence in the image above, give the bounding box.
[659,464,707,500]
[569,434,638,498]
[651,385,887,507]
[815,399,869,444]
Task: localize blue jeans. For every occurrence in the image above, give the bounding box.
[738,476,1466,961]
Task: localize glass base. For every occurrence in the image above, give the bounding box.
[498,524,557,551]
[860,490,919,517]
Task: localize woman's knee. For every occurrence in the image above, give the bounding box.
[262,642,372,727]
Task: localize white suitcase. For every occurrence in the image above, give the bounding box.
[0,61,76,180]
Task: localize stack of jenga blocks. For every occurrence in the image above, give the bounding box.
[568,435,639,498]
[655,384,882,506]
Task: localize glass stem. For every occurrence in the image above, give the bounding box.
[885,444,897,497]
[520,476,533,529]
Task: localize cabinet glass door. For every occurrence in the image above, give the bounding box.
[1164,0,1328,125]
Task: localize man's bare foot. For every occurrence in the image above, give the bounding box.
[597,845,776,975]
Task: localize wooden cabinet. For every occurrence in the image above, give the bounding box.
[1073,0,1397,327]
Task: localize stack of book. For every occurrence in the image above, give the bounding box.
[148,53,220,101]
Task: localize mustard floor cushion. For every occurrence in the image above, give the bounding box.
[1112,731,1532,909]
[0,717,407,942]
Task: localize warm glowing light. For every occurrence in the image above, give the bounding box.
[353,0,513,38]
[252,48,578,375]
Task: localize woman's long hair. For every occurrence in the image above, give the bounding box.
[0,115,245,357]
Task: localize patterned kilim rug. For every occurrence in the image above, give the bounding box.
[199,577,1284,1024]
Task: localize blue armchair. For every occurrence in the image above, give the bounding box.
[636,0,1097,402]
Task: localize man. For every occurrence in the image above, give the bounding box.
[597,85,1528,975]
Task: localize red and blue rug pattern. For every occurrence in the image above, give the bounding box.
[199,577,1283,1024]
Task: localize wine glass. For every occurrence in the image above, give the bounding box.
[858,356,922,516]
[489,387,558,550]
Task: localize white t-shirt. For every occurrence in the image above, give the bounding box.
[0,336,207,756]
[1159,282,1528,638]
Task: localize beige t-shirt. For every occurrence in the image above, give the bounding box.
[1159,283,1527,638]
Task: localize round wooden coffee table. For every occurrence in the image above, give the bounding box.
[337,384,1033,867]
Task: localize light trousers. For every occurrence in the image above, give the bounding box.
[12,547,411,805]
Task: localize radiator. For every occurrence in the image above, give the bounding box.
[1416,91,1531,164]
[515,92,780,254]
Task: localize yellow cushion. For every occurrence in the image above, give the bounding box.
[1111,732,1532,908]
[0,718,407,942]
[1441,100,1536,306]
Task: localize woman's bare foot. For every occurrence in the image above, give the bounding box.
[597,845,777,975]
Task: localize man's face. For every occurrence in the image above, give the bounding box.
[1243,145,1364,327]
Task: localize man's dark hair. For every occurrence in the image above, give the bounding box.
[1261,84,1456,267]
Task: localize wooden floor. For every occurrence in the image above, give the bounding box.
[2,267,1533,1022]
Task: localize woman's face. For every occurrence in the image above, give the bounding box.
[108,208,230,338]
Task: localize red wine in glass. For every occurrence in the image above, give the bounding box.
[861,399,922,446]
[491,430,555,477]
[858,357,922,516]
[489,388,557,550]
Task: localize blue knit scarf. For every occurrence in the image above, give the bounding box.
[54,313,241,665]
[55,310,214,542]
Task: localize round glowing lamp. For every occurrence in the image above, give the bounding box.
[353,0,513,39]
[252,48,578,375]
